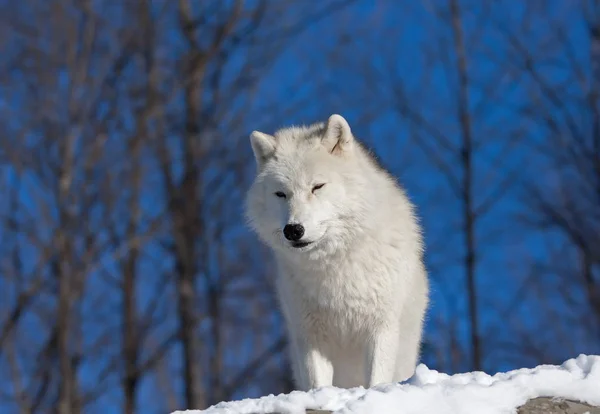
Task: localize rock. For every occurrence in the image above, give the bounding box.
[285,397,600,414]
[298,398,600,414]
[517,397,600,414]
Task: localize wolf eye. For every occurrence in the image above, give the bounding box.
[274,191,286,199]
[312,183,326,193]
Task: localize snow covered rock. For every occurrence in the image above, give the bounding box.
[517,397,599,414]
[173,354,600,414]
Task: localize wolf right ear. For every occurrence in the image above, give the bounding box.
[250,130,276,168]
[322,114,353,155]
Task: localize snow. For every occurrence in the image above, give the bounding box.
[173,354,600,414]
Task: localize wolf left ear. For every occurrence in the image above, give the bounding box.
[322,114,353,155]
[250,130,276,168]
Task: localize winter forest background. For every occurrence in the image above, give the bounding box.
[0,1,599,413]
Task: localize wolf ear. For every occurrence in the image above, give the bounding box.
[322,114,353,155]
[250,131,276,168]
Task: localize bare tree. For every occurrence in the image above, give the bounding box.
[152,1,358,408]
[499,1,600,340]
[320,0,530,372]
[386,1,523,371]
[0,0,358,412]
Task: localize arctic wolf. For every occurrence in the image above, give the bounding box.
[245,114,429,390]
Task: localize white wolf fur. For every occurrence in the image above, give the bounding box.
[245,114,429,390]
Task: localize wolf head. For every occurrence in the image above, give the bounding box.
[245,114,376,260]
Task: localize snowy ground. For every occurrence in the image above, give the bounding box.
[174,354,600,414]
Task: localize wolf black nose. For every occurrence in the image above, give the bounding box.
[283,224,304,241]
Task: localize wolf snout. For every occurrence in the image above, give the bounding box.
[283,223,305,241]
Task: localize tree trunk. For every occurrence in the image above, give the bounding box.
[450,0,481,371]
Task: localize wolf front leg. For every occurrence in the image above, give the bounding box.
[290,334,333,391]
[394,301,427,382]
[365,326,400,387]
